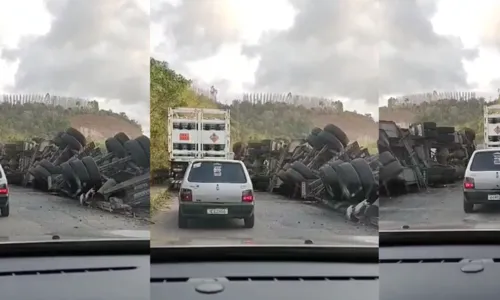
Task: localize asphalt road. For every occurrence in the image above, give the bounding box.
[151,190,377,246]
[380,183,500,230]
[0,186,150,241]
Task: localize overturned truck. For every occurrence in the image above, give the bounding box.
[239,124,379,226]
[378,120,476,196]
[0,127,150,216]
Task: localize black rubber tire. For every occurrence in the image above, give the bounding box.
[323,124,349,147]
[317,131,343,152]
[54,149,74,165]
[69,159,91,182]
[285,168,305,183]
[290,161,316,179]
[379,160,404,181]
[135,135,151,157]
[61,162,77,183]
[53,131,65,148]
[33,166,50,180]
[463,198,474,213]
[1,204,9,217]
[350,158,376,199]
[114,132,130,145]
[243,214,255,228]
[61,133,82,151]
[333,162,362,196]
[124,139,148,168]
[105,137,127,158]
[178,211,188,228]
[311,127,322,135]
[66,127,86,146]
[277,169,289,182]
[81,156,101,182]
[318,165,341,199]
[306,134,323,149]
[39,159,61,174]
[379,151,396,166]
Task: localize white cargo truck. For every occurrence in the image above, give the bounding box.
[484,104,500,148]
[167,107,233,187]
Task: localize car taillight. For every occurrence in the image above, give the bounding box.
[242,190,254,202]
[464,177,475,189]
[179,188,192,201]
[0,184,8,195]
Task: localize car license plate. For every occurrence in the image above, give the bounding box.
[488,194,500,200]
[207,208,228,214]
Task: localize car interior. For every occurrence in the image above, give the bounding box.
[151,245,379,300]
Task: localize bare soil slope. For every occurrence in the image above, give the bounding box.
[310,111,378,144]
[70,114,142,141]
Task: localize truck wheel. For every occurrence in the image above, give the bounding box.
[114,132,130,145]
[105,137,127,158]
[243,214,255,228]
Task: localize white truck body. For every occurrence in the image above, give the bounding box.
[167,107,233,162]
[484,104,500,148]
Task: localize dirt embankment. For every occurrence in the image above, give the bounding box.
[310,111,378,144]
[69,114,142,141]
[379,107,418,128]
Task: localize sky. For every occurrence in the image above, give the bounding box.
[151,0,500,118]
[0,0,150,135]
[2,0,500,128]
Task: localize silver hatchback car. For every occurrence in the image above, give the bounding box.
[463,148,500,212]
[177,159,255,228]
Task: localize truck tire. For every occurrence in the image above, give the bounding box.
[114,132,130,145]
[379,151,396,166]
[124,140,148,168]
[69,159,91,182]
[52,131,66,148]
[61,133,82,151]
[66,127,87,146]
[61,162,78,184]
[285,168,305,183]
[290,161,316,179]
[135,135,150,157]
[277,169,290,182]
[33,166,50,180]
[323,124,349,147]
[105,137,127,158]
[350,158,376,199]
[317,131,343,152]
[311,127,322,135]
[82,156,102,182]
[39,159,61,174]
[306,134,323,149]
[379,160,404,182]
[333,162,362,197]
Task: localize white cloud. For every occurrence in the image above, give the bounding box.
[0,0,149,134]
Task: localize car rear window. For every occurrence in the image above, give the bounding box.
[470,151,500,171]
[187,161,247,183]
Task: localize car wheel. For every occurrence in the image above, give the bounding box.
[1,204,9,217]
[178,211,188,228]
[243,214,255,228]
[463,198,474,213]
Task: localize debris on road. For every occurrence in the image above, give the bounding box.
[0,127,150,216]
[378,120,476,198]
[238,123,379,227]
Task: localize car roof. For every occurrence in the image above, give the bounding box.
[191,158,241,163]
[473,148,500,153]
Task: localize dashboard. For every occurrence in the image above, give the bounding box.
[151,246,379,300]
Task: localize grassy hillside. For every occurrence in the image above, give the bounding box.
[380,97,497,142]
[0,102,142,142]
[150,57,377,171]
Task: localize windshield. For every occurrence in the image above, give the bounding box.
[187,161,247,183]
[149,2,378,247]
[0,2,150,243]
